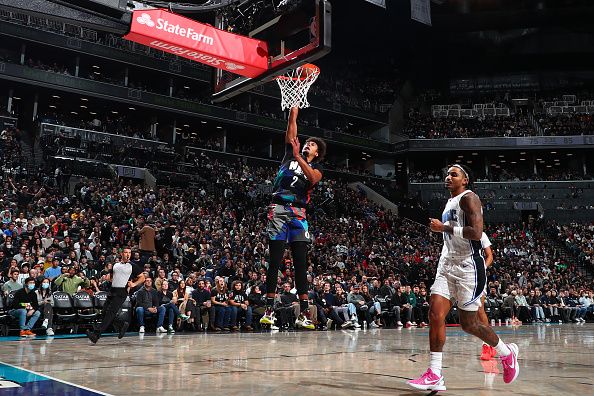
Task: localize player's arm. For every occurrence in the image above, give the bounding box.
[429,192,483,240]
[285,107,299,143]
[483,245,494,267]
[292,152,322,185]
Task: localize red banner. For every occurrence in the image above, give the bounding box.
[124,9,269,78]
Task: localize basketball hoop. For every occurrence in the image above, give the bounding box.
[275,63,320,110]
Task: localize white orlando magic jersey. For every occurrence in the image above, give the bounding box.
[440,189,483,258]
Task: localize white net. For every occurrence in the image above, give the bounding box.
[275,64,320,110]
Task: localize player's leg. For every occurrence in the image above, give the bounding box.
[87,288,127,343]
[478,294,496,360]
[262,204,287,325]
[407,268,451,392]
[289,207,315,330]
[457,261,520,384]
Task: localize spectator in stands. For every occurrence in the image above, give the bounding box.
[228,280,253,331]
[36,278,54,336]
[135,277,165,333]
[54,266,90,295]
[391,286,412,328]
[190,279,212,331]
[514,289,532,323]
[210,277,232,331]
[44,258,62,281]
[156,280,184,333]
[171,280,191,330]
[361,284,381,328]
[528,289,545,322]
[2,268,23,295]
[9,277,41,337]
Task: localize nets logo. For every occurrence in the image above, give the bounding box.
[136,13,214,46]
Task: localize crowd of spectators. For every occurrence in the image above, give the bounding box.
[538,114,594,136]
[403,110,535,139]
[480,222,593,324]
[1,144,593,336]
[409,168,593,183]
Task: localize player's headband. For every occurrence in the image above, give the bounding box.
[450,164,468,179]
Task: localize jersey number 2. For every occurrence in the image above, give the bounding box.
[290,176,299,187]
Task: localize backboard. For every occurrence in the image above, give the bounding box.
[211,0,331,103]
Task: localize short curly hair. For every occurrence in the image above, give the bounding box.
[305,137,326,163]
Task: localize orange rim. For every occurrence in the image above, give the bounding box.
[276,63,320,81]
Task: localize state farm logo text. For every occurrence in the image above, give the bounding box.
[136,13,214,46]
[149,40,245,71]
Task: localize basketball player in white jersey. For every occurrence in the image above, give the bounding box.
[407,164,519,392]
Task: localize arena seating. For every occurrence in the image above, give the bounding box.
[1,124,592,335]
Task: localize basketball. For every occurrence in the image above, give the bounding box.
[298,63,319,77]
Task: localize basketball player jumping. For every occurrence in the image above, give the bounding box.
[260,107,326,330]
[407,164,519,392]
[86,247,144,343]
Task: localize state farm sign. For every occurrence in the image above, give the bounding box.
[124,10,269,78]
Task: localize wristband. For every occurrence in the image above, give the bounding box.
[453,226,464,238]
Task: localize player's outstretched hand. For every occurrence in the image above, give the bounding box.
[429,218,444,233]
[290,136,301,157]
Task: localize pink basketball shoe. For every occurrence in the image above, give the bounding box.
[406,368,446,391]
[500,343,520,384]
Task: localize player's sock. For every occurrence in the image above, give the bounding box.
[266,297,275,309]
[299,299,309,313]
[430,352,443,377]
[494,339,511,357]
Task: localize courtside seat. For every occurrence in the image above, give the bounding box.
[73,291,99,331]
[52,291,77,332]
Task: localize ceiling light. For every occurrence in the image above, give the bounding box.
[184,124,190,127]
[52,95,60,99]
[551,151,556,154]
[520,152,526,155]
[362,152,367,155]
[500,160,506,163]
[111,111,118,114]
[216,126,223,129]
[567,153,573,156]
[457,155,464,158]
[520,158,526,161]
[511,161,517,164]
[81,98,88,101]
[49,105,56,108]
[546,165,552,168]
[70,111,78,115]
[466,160,473,164]
[80,105,87,108]
[201,121,207,124]
[184,86,190,89]
[89,112,97,115]
[92,65,100,68]
[554,159,560,162]
[472,152,478,156]
[536,158,542,161]
[361,157,366,160]
[498,155,504,158]
[93,71,100,75]
[12,97,21,100]
[129,107,135,110]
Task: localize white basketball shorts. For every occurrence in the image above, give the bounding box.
[430,254,487,312]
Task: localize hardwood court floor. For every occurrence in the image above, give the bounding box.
[0,324,593,395]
